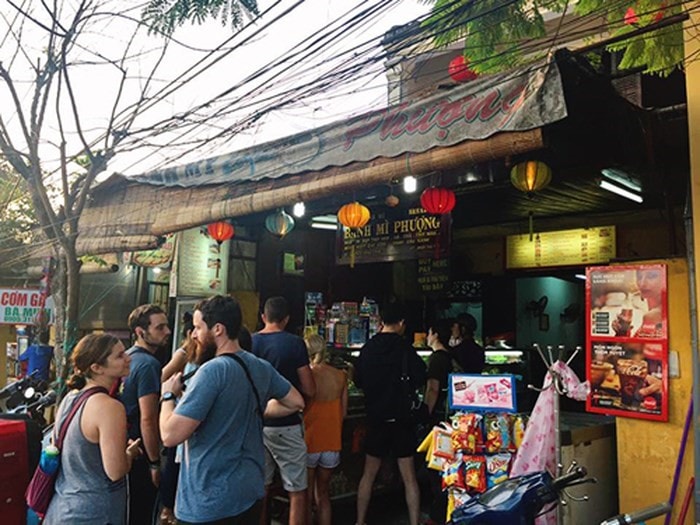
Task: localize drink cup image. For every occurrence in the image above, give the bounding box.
[590,361,613,390]
[616,358,648,406]
[615,308,633,336]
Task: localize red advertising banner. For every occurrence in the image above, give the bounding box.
[585,264,668,421]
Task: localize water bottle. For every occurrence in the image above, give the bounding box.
[39,444,60,475]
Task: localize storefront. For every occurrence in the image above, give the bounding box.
[73,47,694,522]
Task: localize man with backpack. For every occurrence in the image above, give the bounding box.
[354,302,426,525]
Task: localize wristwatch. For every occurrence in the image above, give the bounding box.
[161,391,176,403]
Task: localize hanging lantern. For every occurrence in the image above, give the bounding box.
[337,202,371,268]
[420,187,456,215]
[448,55,478,83]
[337,202,371,229]
[510,160,552,240]
[510,161,552,193]
[385,194,400,208]
[265,209,295,238]
[207,221,234,253]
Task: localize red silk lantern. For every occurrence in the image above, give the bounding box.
[207,221,234,246]
[420,187,456,215]
[448,55,478,83]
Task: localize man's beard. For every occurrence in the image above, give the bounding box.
[195,334,218,365]
[142,332,168,351]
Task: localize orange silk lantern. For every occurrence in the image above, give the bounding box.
[420,187,456,215]
[337,202,370,229]
[337,202,371,267]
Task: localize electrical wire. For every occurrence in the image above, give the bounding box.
[0,0,697,265]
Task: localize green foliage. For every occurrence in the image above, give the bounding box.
[423,0,683,76]
[0,162,36,247]
[142,0,259,35]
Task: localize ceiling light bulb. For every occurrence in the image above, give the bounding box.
[293,202,305,218]
[403,176,417,193]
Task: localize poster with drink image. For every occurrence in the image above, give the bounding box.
[585,264,668,421]
[587,264,667,340]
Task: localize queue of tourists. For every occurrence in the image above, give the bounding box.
[34,295,484,525]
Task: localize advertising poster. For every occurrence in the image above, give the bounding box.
[585,264,668,421]
[448,374,517,412]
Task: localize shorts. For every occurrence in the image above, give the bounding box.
[364,419,416,459]
[263,424,308,492]
[306,451,341,469]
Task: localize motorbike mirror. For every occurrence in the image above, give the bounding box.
[23,386,36,399]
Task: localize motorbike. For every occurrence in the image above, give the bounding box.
[5,389,57,429]
[450,467,590,525]
[449,466,670,525]
[0,370,49,413]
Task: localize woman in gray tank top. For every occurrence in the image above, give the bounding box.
[44,334,142,525]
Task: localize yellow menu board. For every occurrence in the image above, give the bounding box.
[506,226,616,269]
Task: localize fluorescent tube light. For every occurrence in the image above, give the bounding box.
[599,180,643,203]
[310,222,338,231]
[575,274,586,280]
[310,214,338,231]
[601,168,641,192]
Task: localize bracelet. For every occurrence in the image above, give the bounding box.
[147,458,161,469]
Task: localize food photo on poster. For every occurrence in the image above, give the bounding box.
[587,341,667,419]
[587,264,667,340]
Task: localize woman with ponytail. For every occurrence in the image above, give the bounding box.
[43,334,141,524]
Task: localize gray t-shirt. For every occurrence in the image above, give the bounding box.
[174,351,291,522]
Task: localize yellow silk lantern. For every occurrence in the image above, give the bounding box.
[510,161,552,240]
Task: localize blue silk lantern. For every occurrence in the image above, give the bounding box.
[265,209,295,237]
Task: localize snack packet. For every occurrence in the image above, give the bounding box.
[450,412,482,454]
[486,453,511,488]
[462,454,487,494]
[484,413,511,453]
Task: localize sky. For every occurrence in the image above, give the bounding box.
[0,0,430,181]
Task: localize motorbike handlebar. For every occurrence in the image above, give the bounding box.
[551,467,588,491]
[600,501,671,525]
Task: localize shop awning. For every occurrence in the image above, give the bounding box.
[77,52,576,255]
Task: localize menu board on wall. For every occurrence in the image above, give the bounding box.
[585,264,668,421]
[506,226,616,269]
[336,207,450,265]
[417,257,450,294]
[173,227,229,297]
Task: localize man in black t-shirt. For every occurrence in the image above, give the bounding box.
[450,313,485,374]
[355,303,426,525]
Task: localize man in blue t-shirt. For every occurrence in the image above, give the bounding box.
[19,331,53,381]
[120,304,171,525]
[160,295,304,524]
[252,296,316,525]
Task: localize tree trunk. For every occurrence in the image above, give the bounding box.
[61,241,81,384]
[52,248,67,383]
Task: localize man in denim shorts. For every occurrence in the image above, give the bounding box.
[252,297,316,525]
